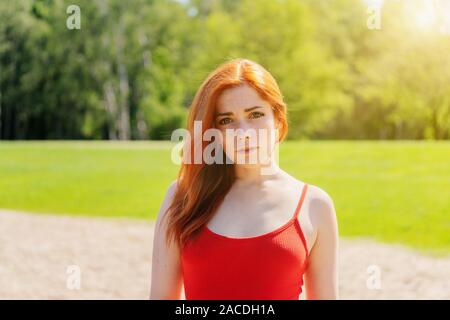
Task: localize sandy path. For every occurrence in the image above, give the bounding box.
[0,209,448,299]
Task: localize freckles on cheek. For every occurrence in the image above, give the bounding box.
[220,128,238,155]
[264,115,276,126]
[218,129,229,150]
[253,114,273,128]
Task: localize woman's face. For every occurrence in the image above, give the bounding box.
[214,83,280,165]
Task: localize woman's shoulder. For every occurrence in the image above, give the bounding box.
[155,180,179,225]
[283,173,336,225]
[304,183,337,229]
[282,173,331,200]
[162,179,178,206]
[307,184,335,207]
[166,179,178,197]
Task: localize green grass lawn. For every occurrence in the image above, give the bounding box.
[0,140,449,255]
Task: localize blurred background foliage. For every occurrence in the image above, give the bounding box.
[1,0,449,140]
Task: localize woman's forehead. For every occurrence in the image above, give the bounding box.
[216,84,270,113]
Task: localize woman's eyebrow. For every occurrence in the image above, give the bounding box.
[216,111,233,117]
[244,106,263,112]
[216,106,263,117]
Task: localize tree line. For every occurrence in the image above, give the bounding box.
[1,0,449,140]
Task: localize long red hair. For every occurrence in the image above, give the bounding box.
[163,58,289,250]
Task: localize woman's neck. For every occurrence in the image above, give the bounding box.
[234,161,281,184]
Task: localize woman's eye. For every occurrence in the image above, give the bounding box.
[249,111,265,119]
[219,117,232,125]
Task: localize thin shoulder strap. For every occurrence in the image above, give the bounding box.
[293,183,308,220]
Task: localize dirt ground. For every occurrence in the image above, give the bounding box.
[0,209,448,299]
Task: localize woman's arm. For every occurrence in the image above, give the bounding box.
[149,181,184,299]
[303,187,339,300]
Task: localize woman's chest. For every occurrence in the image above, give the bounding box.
[207,193,298,237]
[206,185,317,253]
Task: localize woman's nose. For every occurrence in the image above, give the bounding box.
[235,121,253,137]
[235,121,258,144]
[234,118,255,131]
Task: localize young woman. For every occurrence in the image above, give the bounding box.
[150,58,339,300]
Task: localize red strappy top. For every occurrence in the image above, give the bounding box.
[181,183,309,300]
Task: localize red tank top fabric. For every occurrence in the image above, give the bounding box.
[181,183,309,300]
